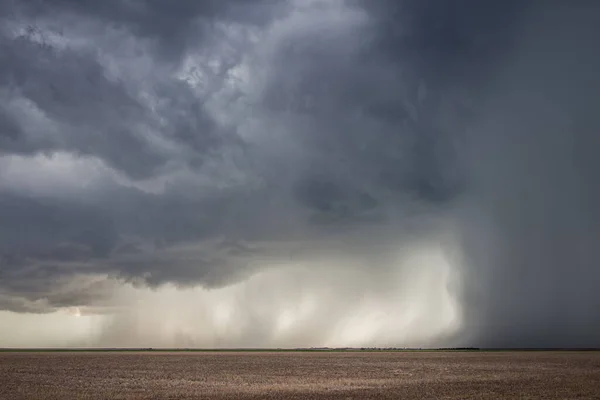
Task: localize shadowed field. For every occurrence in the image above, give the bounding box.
[1,351,599,399]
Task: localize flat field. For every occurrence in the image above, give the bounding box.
[1,351,599,399]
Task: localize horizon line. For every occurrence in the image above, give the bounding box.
[2,347,600,352]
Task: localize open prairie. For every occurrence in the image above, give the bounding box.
[1,351,599,399]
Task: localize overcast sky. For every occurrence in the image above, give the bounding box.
[1,0,599,348]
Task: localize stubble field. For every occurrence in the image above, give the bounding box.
[1,351,599,399]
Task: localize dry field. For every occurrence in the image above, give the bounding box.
[1,351,599,399]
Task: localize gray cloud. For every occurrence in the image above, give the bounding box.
[0,0,599,348]
[454,1,600,347]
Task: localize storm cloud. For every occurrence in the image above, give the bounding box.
[0,0,599,348]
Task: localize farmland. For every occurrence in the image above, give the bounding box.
[1,351,599,399]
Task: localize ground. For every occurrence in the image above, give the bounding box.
[1,351,599,399]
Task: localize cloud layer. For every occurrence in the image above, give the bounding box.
[1,0,599,348]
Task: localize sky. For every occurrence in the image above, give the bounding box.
[0,0,599,348]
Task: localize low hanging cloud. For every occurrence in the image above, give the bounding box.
[0,0,599,348]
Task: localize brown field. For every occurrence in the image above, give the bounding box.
[1,351,599,399]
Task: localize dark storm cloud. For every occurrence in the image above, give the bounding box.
[352,0,600,347]
[1,0,600,349]
[0,0,284,311]
[8,0,285,60]
[453,1,600,347]
[0,0,434,314]
[0,25,242,179]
